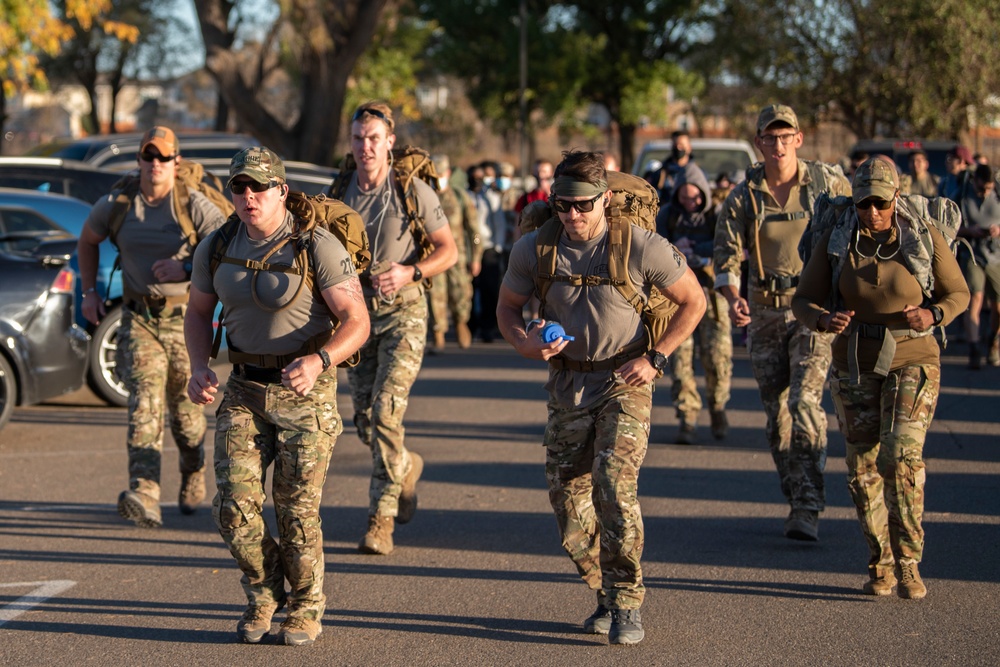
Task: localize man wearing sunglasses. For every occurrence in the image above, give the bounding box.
[76,126,227,529]
[185,146,370,645]
[338,101,457,556]
[713,104,851,542]
[498,151,705,645]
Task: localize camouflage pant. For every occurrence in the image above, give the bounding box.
[543,382,651,610]
[746,305,832,511]
[212,372,341,621]
[347,296,426,517]
[671,289,733,421]
[429,263,473,334]
[830,365,938,569]
[118,307,206,501]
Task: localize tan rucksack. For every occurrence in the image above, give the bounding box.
[527,171,679,372]
[329,145,439,285]
[106,159,235,247]
[207,191,370,367]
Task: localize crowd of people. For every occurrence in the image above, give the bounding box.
[74,100,990,647]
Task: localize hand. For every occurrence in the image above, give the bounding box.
[728,297,751,327]
[151,258,187,283]
[369,262,413,298]
[469,260,482,278]
[821,309,854,335]
[515,318,569,361]
[616,355,659,387]
[282,354,323,397]
[903,304,934,332]
[187,368,219,405]
[81,290,106,325]
[990,225,1000,238]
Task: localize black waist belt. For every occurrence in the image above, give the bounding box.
[548,340,647,373]
[232,364,283,385]
[756,274,799,291]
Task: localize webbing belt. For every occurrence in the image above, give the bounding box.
[846,322,921,385]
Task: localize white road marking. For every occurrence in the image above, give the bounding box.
[0,580,76,626]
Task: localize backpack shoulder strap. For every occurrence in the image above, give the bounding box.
[534,218,563,311]
[171,181,199,248]
[107,178,141,246]
[606,218,643,314]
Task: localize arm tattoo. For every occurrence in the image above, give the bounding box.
[336,276,364,304]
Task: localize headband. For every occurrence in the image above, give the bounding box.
[550,176,608,198]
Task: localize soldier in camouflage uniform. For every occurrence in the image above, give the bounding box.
[793,157,969,598]
[656,162,733,444]
[498,150,705,645]
[428,154,482,351]
[713,105,851,541]
[76,126,226,528]
[340,102,457,555]
[186,147,370,645]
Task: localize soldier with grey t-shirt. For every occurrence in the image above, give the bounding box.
[498,150,705,645]
[185,147,370,646]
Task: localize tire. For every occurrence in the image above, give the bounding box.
[0,354,16,430]
[86,304,129,407]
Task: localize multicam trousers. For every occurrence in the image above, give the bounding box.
[543,382,651,610]
[212,372,341,621]
[429,259,473,335]
[830,364,939,570]
[671,289,733,421]
[117,306,206,501]
[347,296,426,518]
[746,305,832,511]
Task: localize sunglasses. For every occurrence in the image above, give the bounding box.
[139,152,176,163]
[551,193,604,214]
[230,179,280,195]
[352,107,391,125]
[855,197,894,211]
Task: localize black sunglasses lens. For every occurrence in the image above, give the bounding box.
[856,198,892,210]
[232,180,276,194]
[552,195,600,213]
[352,108,387,123]
[140,152,174,163]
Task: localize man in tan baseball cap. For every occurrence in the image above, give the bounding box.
[139,126,179,157]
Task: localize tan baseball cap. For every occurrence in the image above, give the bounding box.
[139,126,179,156]
[757,104,800,133]
[228,146,286,187]
[852,156,899,203]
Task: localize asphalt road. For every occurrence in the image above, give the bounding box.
[1,341,998,666]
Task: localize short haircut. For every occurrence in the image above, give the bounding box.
[352,100,395,132]
[554,150,607,185]
[974,163,994,183]
[671,129,690,141]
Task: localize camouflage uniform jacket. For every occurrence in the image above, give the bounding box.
[438,185,482,267]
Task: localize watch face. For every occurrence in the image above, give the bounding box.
[651,352,667,370]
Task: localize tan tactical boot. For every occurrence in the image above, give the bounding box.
[279,616,323,646]
[397,452,424,524]
[676,417,696,445]
[433,330,446,351]
[862,567,896,596]
[897,562,927,599]
[178,470,206,515]
[988,336,1000,367]
[237,600,283,644]
[358,514,395,555]
[456,322,473,349]
[710,410,729,440]
[117,490,162,528]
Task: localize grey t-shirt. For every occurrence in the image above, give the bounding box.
[504,223,687,408]
[340,172,447,296]
[191,210,356,356]
[960,189,1000,264]
[86,187,226,298]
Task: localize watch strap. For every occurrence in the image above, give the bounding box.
[318,349,332,371]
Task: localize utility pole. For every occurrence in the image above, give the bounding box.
[518,0,528,191]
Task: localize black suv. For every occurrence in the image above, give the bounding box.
[848,139,959,178]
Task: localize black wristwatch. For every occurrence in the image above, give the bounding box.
[648,350,668,371]
[412,264,423,282]
[929,305,944,326]
[318,349,332,371]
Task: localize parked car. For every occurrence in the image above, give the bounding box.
[0,188,125,406]
[0,234,90,430]
[26,132,258,172]
[0,157,122,205]
[848,139,958,179]
[631,138,760,185]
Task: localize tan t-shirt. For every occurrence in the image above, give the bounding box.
[86,187,226,298]
[340,172,447,297]
[191,211,356,356]
[505,223,688,409]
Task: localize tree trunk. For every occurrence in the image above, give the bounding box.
[619,123,636,174]
[214,92,228,132]
[0,86,7,157]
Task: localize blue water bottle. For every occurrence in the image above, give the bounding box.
[528,319,575,342]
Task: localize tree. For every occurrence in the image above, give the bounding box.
[196,0,400,165]
[704,0,1000,139]
[0,1,120,152]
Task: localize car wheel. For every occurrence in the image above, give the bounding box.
[0,354,16,430]
[87,304,129,407]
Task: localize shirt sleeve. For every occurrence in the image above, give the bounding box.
[713,184,749,289]
[502,233,538,296]
[792,228,835,330]
[929,224,971,325]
